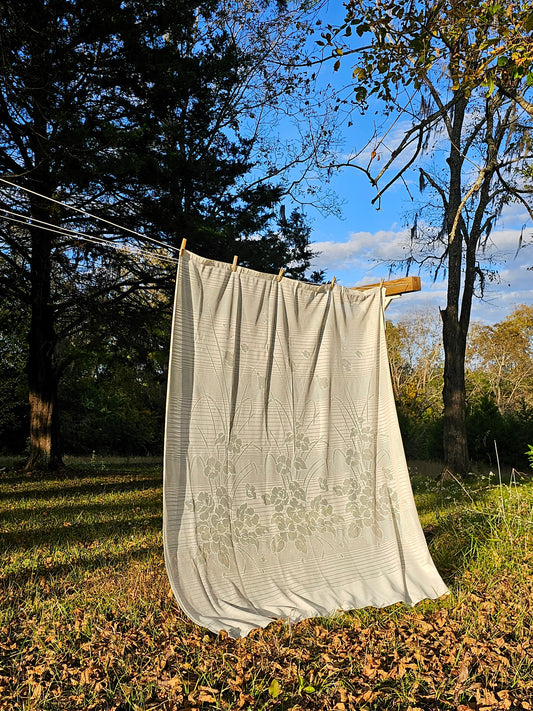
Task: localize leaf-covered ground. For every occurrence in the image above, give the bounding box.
[0,459,532,710]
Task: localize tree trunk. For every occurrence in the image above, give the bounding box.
[441,306,469,476]
[441,88,470,477]
[25,221,63,471]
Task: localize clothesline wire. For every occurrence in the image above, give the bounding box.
[1,212,178,264]
[1,205,109,241]
[0,176,180,255]
[0,211,179,265]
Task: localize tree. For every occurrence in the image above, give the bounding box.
[237,208,326,281]
[386,310,444,461]
[467,305,533,413]
[0,293,28,454]
[320,0,533,474]
[0,0,329,471]
[59,311,171,457]
[386,309,443,418]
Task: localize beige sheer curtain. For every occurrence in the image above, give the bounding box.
[163,251,448,638]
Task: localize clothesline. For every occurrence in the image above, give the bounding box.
[0,178,422,296]
[0,177,345,283]
[0,210,179,265]
[0,176,180,256]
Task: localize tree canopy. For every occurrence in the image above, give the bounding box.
[468,304,533,414]
[0,0,330,469]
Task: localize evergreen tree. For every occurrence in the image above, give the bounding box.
[0,0,323,470]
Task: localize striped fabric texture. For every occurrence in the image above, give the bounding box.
[163,251,448,638]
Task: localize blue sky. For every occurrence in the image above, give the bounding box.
[305,165,533,324]
[293,4,533,325]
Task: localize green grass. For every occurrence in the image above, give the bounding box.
[1,458,532,710]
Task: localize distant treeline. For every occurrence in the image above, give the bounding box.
[0,302,170,458]
[387,304,533,470]
[2,303,533,468]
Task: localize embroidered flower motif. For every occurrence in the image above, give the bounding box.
[344,448,357,468]
[204,458,220,479]
[228,436,242,454]
[295,432,310,452]
[190,487,267,568]
[285,425,311,454]
[266,481,343,553]
[334,474,399,540]
[263,485,289,509]
[203,458,235,480]
[345,425,375,471]
[275,455,291,477]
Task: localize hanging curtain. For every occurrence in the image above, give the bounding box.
[163,251,448,638]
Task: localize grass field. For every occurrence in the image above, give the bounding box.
[0,458,532,710]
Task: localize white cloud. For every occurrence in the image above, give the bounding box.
[341,114,449,173]
[311,228,410,272]
[310,225,533,324]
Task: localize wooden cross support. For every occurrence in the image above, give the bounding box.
[350,276,421,297]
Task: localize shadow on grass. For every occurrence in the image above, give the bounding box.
[2,466,524,602]
[0,513,163,551]
[411,475,530,516]
[0,475,161,502]
[0,540,164,589]
[1,496,162,523]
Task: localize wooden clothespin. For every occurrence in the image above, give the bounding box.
[180,239,187,256]
[276,267,285,282]
[330,276,336,290]
[232,255,238,272]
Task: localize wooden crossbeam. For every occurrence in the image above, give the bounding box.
[350,276,421,297]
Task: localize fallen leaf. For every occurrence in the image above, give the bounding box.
[235,693,254,709]
[269,679,281,699]
[121,684,132,697]
[360,690,375,702]
[31,682,42,700]
[476,687,498,707]
[160,676,182,692]
[457,661,470,684]
[198,685,219,694]
[454,660,470,703]
[197,691,216,703]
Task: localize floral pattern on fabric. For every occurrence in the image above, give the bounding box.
[163,250,448,637]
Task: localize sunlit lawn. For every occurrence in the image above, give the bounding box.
[0,457,532,710]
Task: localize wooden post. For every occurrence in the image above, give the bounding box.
[350,276,421,297]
